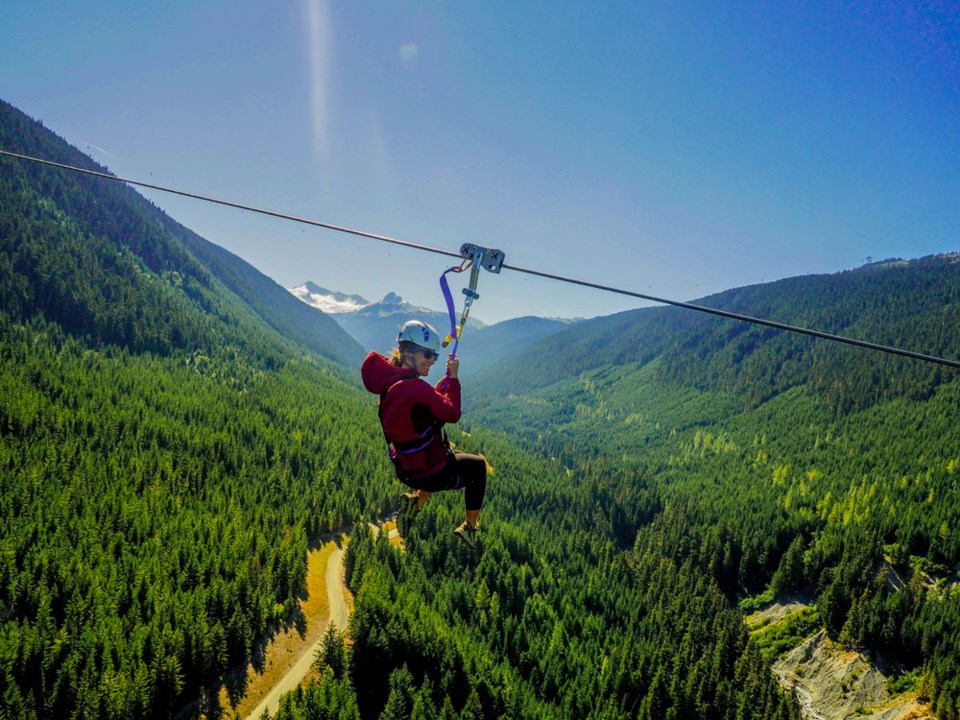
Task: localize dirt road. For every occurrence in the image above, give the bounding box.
[244,546,349,720]
[326,546,349,630]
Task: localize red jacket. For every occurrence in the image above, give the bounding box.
[361,351,461,478]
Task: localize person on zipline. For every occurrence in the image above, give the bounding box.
[361,320,487,547]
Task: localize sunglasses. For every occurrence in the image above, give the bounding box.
[417,349,439,360]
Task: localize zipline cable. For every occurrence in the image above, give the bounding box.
[0,149,463,263]
[500,261,960,369]
[3,147,959,371]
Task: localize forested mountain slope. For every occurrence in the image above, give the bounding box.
[1,100,802,719]
[477,256,960,412]
[0,99,362,368]
[468,256,960,719]
[465,315,580,373]
[174,227,365,368]
[0,102,393,717]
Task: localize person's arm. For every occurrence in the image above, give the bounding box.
[423,371,461,423]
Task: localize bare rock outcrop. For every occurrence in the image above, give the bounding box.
[773,630,933,720]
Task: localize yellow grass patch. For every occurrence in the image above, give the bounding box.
[213,536,347,719]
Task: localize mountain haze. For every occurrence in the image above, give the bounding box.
[294,286,486,354]
[465,315,582,372]
[290,282,579,371]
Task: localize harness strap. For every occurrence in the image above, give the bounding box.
[378,377,442,459]
[438,264,465,390]
[437,245,504,390]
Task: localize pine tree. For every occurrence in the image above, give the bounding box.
[379,665,415,720]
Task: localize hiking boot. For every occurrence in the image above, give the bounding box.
[396,492,421,538]
[454,521,480,548]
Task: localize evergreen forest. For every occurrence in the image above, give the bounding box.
[2,98,959,720]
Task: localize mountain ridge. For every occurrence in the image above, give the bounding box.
[0,99,363,368]
[472,253,960,412]
[0,99,394,719]
[5,97,960,720]
[289,281,581,369]
[290,282,371,314]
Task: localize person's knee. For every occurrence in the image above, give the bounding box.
[469,455,487,474]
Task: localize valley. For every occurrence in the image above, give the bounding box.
[3,98,960,720]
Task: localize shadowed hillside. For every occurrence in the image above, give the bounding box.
[0,99,363,368]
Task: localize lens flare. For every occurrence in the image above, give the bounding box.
[399,43,419,68]
[305,0,331,160]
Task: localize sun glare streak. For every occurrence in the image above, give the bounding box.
[304,0,331,161]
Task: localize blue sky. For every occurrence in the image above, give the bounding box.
[2,1,959,325]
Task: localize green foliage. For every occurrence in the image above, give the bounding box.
[465,256,960,717]
[273,419,800,719]
[887,667,923,697]
[379,665,415,720]
[0,318,392,718]
[752,607,821,663]
[0,99,362,368]
[478,254,960,415]
[5,96,960,720]
[332,496,799,719]
[739,589,776,615]
[0,98,383,719]
[316,623,349,679]
[272,668,361,720]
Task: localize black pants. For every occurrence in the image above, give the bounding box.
[402,451,487,511]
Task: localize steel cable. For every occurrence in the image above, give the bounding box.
[3,147,959,370]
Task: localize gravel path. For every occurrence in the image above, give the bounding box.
[245,547,348,720]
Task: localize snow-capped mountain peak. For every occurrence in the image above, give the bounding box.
[289,282,370,314]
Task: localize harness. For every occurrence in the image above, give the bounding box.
[378,377,445,460]
[378,244,505,469]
